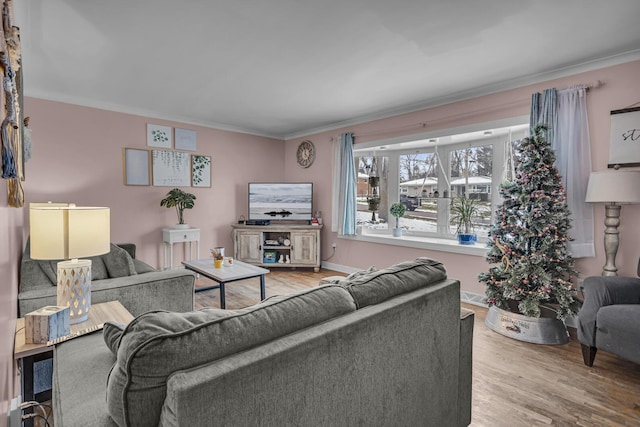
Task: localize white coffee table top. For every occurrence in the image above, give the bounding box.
[182,258,270,282]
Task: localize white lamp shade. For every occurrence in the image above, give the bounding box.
[585,171,640,204]
[30,204,111,260]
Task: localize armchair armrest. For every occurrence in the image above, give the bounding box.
[577,276,640,347]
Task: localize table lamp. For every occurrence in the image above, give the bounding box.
[585,171,640,276]
[30,203,110,323]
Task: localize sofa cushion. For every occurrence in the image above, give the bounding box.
[341,257,447,309]
[106,284,356,427]
[102,244,137,278]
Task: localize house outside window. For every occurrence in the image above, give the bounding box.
[354,119,528,243]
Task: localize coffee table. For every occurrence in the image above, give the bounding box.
[182,259,270,309]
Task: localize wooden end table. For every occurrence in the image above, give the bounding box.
[14,301,134,407]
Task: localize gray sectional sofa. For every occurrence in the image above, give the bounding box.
[52,257,474,426]
[19,241,195,317]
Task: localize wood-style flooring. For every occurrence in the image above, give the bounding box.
[195,268,640,427]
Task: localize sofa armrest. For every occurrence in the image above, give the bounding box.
[18,269,196,317]
[577,276,640,347]
[93,269,196,316]
[458,308,474,427]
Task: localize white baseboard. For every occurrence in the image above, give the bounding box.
[320,261,360,275]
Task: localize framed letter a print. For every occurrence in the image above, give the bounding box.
[608,107,640,168]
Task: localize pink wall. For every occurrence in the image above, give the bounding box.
[286,60,640,294]
[0,100,286,414]
[22,99,285,267]
[0,192,22,425]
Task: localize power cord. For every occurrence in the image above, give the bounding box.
[322,246,336,262]
[20,401,52,427]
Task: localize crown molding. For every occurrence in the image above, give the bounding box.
[283,49,640,141]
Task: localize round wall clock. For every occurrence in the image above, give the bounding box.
[296,140,315,168]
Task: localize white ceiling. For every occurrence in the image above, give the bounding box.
[13,0,640,140]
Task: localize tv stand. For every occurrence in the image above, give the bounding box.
[232,224,322,272]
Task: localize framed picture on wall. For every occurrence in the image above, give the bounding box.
[152,150,191,186]
[123,148,150,186]
[608,107,640,168]
[175,128,197,151]
[192,155,211,187]
[147,124,172,148]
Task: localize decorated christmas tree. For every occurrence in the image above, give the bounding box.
[478,126,580,320]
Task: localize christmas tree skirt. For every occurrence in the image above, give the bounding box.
[485,305,569,345]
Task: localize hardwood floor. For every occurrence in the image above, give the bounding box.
[195,268,640,427]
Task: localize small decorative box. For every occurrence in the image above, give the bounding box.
[25,306,71,344]
[263,250,277,263]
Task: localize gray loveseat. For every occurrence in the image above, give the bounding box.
[52,258,474,426]
[577,261,640,366]
[19,241,195,317]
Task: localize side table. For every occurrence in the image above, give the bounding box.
[162,227,200,270]
[14,301,134,407]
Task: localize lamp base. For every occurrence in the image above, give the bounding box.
[57,259,92,324]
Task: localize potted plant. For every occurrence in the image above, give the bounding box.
[389,202,406,237]
[450,196,478,245]
[210,247,224,268]
[160,188,196,229]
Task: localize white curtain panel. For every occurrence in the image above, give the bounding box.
[556,87,595,258]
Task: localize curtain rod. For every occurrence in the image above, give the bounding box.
[559,79,603,92]
[331,80,603,141]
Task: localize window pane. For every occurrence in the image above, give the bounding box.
[356,155,389,230]
[449,145,493,238]
[398,152,438,233]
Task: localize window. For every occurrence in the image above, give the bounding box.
[353,119,529,242]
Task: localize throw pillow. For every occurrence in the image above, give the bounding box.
[346,265,377,280]
[40,256,109,286]
[102,244,137,278]
[341,257,448,309]
[103,321,125,355]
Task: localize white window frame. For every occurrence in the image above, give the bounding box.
[348,116,529,255]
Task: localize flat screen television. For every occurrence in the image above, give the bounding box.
[248,182,313,221]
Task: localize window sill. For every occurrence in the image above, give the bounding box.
[339,232,489,257]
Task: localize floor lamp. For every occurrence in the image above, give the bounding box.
[585,171,640,276]
[30,203,110,323]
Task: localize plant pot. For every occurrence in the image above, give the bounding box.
[213,259,223,268]
[485,305,569,345]
[174,223,190,229]
[457,233,477,245]
[393,227,403,237]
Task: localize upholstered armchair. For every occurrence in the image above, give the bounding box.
[577,261,640,366]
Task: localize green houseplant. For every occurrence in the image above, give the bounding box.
[389,202,406,237]
[450,196,479,245]
[160,188,196,228]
